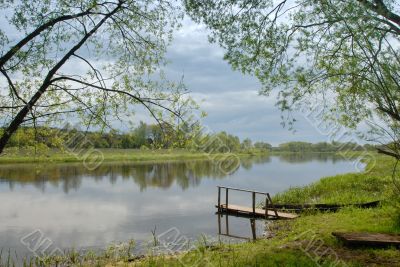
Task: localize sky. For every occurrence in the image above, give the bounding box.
[162,16,341,145]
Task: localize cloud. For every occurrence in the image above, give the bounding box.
[161,17,334,144]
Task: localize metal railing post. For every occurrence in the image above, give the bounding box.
[217,186,221,212]
[226,188,229,208]
[252,192,256,216]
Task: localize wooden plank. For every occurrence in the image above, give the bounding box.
[332,232,400,248]
[217,204,298,219]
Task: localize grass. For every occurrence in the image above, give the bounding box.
[273,154,395,205]
[0,148,268,164]
[2,154,400,266]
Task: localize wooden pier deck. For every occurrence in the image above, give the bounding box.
[217,204,298,219]
[216,186,298,220]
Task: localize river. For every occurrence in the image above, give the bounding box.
[0,153,361,257]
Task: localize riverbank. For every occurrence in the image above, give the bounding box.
[0,148,267,164]
[0,148,367,165]
[113,154,398,266]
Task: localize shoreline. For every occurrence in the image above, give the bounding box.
[0,149,269,165]
[0,149,366,165]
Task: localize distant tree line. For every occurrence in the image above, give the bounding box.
[1,125,374,154]
[273,141,375,153]
[0,124,269,153]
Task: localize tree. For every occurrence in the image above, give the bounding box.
[132,121,149,148]
[0,0,192,154]
[241,138,253,150]
[278,142,312,152]
[254,141,272,151]
[185,0,400,158]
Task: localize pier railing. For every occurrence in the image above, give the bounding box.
[217,185,279,218]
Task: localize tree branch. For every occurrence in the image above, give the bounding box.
[0,7,97,68]
[358,0,400,28]
[0,2,124,153]
[377,147,400,159]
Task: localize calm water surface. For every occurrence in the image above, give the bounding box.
[0,153,361,256]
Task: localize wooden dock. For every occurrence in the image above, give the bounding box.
[216,186,298,220]
[217,204,298,219]
[332,232,400,248]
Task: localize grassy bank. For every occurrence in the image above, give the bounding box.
[4,154,400,266]
[0,148,365,165]
[122,155,399,266]
[0,148,267,164]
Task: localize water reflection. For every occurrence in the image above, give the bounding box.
[276,152,351,163]
[0,153,358,257]
[0,160,225,193]
[0,153,350,194]
[217,213,262,241]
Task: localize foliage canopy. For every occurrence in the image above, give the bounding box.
[0,0,195,153]
[185,0,400,157]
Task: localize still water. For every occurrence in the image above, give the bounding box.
[0,153,361,256]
